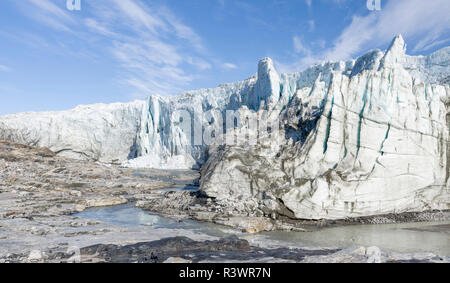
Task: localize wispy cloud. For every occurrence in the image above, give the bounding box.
[110,0,166,34]
[16,0,213,97]
[157,7,206,53]
[293,36,311,55]
[0,64,11,72]
[25,0,75,32]
[99,0,209,96]
[305,0,312,8]
[84,18,117,37]
[222,62,238,70]
[308,20,315,32]
[0,30,50,50]
[282,0,450,72]
[328,0,450,59]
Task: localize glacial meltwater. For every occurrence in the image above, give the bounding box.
[74,203,231,238]
[260,222,450,256]
[74,203,450,256]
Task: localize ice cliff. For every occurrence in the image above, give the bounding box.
[0,102,145,163]
[201,36,450,219]
[0,35,449,219]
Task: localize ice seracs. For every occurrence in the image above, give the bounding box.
[200,35,449,219]
[0,35,448,220]
[0,101,145,164]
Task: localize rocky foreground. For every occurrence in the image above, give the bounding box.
[0,140,448,263]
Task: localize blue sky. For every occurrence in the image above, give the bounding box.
[0,0,449,115]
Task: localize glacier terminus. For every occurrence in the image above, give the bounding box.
[1,35,449,220]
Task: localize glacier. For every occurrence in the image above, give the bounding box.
[0,35,449,219]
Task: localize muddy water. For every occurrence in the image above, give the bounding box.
[259,221,450,256]
[74,203,231,238]
[75,203,450,256]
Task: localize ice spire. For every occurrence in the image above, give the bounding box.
[380,35,406,68]
[251,57,280,110]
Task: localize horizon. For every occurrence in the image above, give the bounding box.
[1,0,450,115]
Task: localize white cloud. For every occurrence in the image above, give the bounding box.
[186,57,212,70]
[283,0,450,72]
[17,0,215,97]
[0,30,49,50]
[0,64,11,72]
[414,38,450,53]
[111,0,166,34]
[305,0,312,8]
[308,20,315,32]
[325,0,450,60]
[28,0,71,19]
[157,7,206,53]
[100,1,209,95]
[222,63,238,70]
[25,0,75,32]
[293,36,311,55]
[84,18,117,37]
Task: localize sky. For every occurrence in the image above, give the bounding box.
[0,0,449,115]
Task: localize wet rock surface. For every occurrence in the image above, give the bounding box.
[3,235,447,263]
[73,236,341,263]
[0,139,185,218]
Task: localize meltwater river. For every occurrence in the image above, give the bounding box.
[75,201,450,256]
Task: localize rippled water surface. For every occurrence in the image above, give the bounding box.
[261,221,450,256]
[75,203,450,256]
[74,203,230,238]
